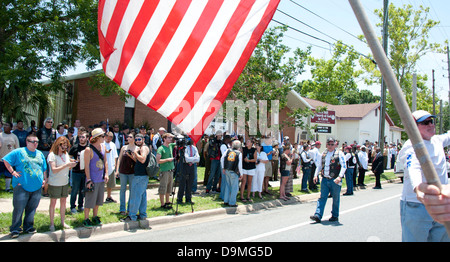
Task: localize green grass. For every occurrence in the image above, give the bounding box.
[0,169,397,235]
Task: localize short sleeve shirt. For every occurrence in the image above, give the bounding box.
[157,143,176,172]
[3,148,47,192]
[47,152,71,186]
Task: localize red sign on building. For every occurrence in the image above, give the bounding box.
[311,110,335,124]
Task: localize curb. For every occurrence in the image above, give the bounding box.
[0,178,401,242]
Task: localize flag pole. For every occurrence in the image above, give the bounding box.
[348,0,450,234]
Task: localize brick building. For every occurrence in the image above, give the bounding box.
[40,70,169,131]
[37,70,402,146]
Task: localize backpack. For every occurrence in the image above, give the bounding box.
[146,152,159,177]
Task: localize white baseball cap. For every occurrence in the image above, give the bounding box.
[412,110,436,123]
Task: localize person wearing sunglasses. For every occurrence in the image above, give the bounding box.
[398,110,450,242]
[310,137,346,223]
[3,134,47,238]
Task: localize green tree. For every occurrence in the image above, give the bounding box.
[231,25,310,107]
[295,42,363,105]
[229,26,311,134]
[0,0,99,122]
[359,3,444,127]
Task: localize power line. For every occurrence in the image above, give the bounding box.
[289,0,365,44]
[271,18,376,64]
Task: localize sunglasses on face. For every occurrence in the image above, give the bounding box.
[418,118,435,126]
[27,140,39,144]
[135,138,142,142]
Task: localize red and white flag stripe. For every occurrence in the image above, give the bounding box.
[98,0,279,143]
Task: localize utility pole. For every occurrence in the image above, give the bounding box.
[447,44,450,129]
[378,0,388,147]
[432,69,435,115]
[439,100,443,134]
[412,73,417,112]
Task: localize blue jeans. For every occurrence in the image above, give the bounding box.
[10,185,42,233]
[219,169,227,200]
[344,168,354,194]
[400,200,450,242]
[206,159,221,191]
[70,172,85,210]
[129,175,149,221]
[224,170,240,205]
[119,174,134,213]
[314,177,341,219]
[301,167,311,190]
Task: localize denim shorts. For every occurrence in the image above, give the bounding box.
[281,170,290,177]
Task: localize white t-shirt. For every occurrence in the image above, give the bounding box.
[47,152,71,186]
[256,151,268,171]
[104,141,118,175]
[398,132,450,203]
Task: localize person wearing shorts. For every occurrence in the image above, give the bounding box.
[46,136,77,231]
[240,139,257,202]
[279,146,292,201]
[82,128,108,227]
[156,133,176,209]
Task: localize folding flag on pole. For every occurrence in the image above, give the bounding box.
[98,0,280,144]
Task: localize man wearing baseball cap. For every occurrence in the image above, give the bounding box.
[397,110,450,242]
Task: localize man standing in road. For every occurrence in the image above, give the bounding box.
[310,137,346,223]
[398,110,450,242]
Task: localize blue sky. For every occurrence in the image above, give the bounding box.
[67,0,449,103]
[271,0,450,102]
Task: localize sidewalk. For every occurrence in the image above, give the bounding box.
[1,170,398,242]
[0,169,381,214]
[0,176,293,214]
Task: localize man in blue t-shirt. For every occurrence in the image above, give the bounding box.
[3,133,47,238]
[261,137,274,194]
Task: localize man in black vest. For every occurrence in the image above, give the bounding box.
[310,137,347,223]
[221,140,243,207]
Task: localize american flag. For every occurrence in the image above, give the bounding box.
[98,0,279,143]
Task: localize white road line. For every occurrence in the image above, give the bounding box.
[235,194,401,242]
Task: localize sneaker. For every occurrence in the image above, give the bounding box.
[105,197,117,203]
[71,208,78,214]
[49,225,56,232]
[83,218,94,228]
[26,228,36,234]
[10,231,20,239]
[92,216,102,226]
[120,216,133,222]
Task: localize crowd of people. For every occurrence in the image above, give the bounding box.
[0,112,449,241]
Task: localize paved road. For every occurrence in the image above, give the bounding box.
[84,182,403,242]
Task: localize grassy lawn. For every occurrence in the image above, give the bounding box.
[0,168,398,235]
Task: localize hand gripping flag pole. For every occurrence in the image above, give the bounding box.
[349,0,450,235]
[98,0,280,144]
